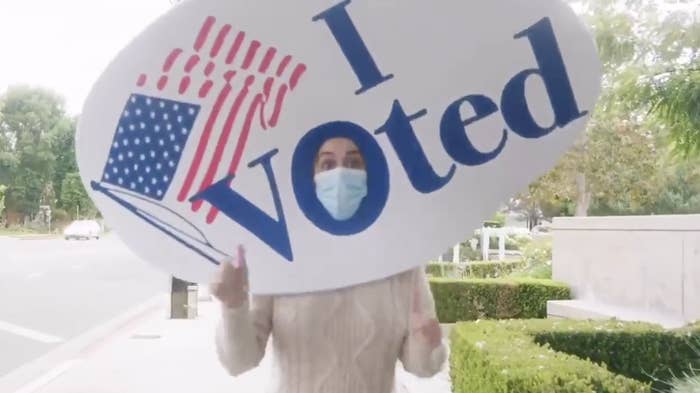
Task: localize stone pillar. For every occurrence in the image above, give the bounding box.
[481,228,490,261]
[498,231,506,261]
[170,277,198,319]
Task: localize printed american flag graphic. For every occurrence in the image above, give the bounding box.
[101,95,200,201]
[100,15,307,224]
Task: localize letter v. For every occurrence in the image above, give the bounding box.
[190,149,293,261]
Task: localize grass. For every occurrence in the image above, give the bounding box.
[0,227,59,237]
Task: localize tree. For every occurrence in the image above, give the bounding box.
[50,116,79,207]
[652,157,700,214]
[622,3,700,158]
[645,68,700,157]
[0,86,66,217]
[60,172,96,219]
[517,0,699,217]
[0,184,7,220]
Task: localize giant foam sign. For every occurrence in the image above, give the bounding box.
[77,0,601,294]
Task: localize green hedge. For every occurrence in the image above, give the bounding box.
[427,261,527,279]
[426,262,464,278]
[428,278,570,323]
[450,319,700,393]
[468,261,526,278]
[532,323,700,386]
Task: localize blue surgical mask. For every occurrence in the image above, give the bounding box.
[314,168,368,221]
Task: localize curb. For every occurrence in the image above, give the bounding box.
[0,293,168,393]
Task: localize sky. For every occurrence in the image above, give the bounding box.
[0,1,696,115]
[0,0,172,115]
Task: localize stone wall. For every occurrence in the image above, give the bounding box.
[548,214,700,328]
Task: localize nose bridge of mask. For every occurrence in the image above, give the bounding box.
[338,168,367,196]
[315,167,366,190]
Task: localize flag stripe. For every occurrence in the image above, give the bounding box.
[185,55,201,73]
[157,76,169,91]
[241,41,261,70]
[210,24,232,58]
[204,62,216,77]
[206,93,265,223]
[191,75,255,212]
[198,80,214,98]
[177,84,232,202]
[137,74,147,87]
[263,77,274,98]
[163,49,184,72]
[268,84,288,127]
[258,47,277,73]
[194,16,217,52]
[289,64,306,90]
[226,32,246,64]
[179,77,191,94]
[276,55,292,77]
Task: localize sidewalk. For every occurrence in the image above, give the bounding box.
[27,298,452,393]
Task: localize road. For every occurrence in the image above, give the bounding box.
[0,234,169,378]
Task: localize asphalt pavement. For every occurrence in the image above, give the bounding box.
[0,234,169,379]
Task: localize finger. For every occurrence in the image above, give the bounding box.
[236,245,247,269]
[237,245,249,283]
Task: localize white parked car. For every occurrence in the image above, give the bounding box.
[63,220,102,240]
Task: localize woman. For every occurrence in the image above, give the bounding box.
[210,137,447,393]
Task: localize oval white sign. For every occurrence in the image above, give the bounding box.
[77,0,601,294]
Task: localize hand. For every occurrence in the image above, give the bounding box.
[410,278,443,349]
[210,245,249,309]
[413,318,442,349]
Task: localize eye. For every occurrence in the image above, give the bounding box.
[319,159,337,171]
[345,157,364,169]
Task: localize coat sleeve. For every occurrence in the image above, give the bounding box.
[215,295,273,376]
[399,269,448,378]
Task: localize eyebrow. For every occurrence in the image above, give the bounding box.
[346,150,361,156]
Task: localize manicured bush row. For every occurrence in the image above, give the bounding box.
[426,261,526,279]
[426,262,463,278]
[428,278,570,323]
[450,319,700,393]
[468,261,526,278]
[531,321,700,386]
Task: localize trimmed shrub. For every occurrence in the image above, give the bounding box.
[467,261,526,278]
[428,278,570,323]
[509,263,553,279]
[450,319,700,393]
[426,262,464,278]
[427,261,527,279]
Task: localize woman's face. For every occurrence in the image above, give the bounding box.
[314,138,366,175]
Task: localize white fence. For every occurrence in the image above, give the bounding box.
[438,226,530,262]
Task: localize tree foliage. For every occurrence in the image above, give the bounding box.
[0,86,95,222]
[0,184,6,219]
[515,0,699,219]
[60,172,95,219]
